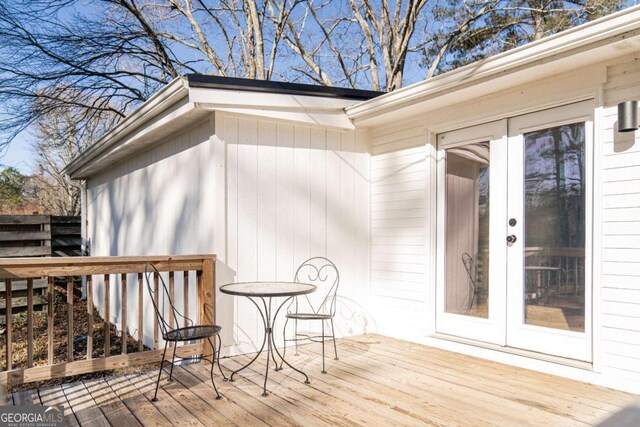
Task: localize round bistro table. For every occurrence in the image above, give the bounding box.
[219,281,316,396]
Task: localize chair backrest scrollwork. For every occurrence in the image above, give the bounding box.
[292,257,340,317]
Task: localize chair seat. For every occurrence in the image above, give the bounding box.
[286,312,333,320]
[164,325,222,342]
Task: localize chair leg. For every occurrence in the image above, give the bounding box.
[321,320,326,374]
[207,337,222,400]
[216,334,228,381]
[330,318,339,360]
[152,340,169,402]
[167,342,178,382]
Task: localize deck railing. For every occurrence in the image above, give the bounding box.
[0,255,216,387]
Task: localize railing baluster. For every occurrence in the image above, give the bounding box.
[47,276,54,365]
[27,278,34,368]
[153,272,159,350]
[183,271,189,329]
[198,259,215,361]
[138,273,143,353]
[5,278,12,371]
[67,277,74,362]
[104,274,110,357]
[169,271,175,348]
[87,275,93,360]
[121,273,127,355]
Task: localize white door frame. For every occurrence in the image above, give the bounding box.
[436,120,508,345]
[505,100,593,362]
[435,101,593,362]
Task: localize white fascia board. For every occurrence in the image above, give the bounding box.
[69,101,207,179]
[347,5,640,124]
[198,105,355,130]
[66,96,205,179]
[189,86,361,111]
[64,77,189,178]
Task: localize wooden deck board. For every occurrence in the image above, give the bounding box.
[7,334,639,426]
[335,338,601,424]
[61,381,110,427]
[170,364,266,426]
[106,372,174,427]
[303,340,563,426]
[38,385,81,427]
[224,354,395,427]
[12,388,41,405]
[83,376,143,427]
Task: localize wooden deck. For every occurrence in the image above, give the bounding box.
[5,334,639,426]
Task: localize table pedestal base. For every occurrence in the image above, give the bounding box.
[227,296,310,396]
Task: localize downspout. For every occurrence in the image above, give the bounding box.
[64,174,89,299]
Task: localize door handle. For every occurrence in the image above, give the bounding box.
[506,235,517,245]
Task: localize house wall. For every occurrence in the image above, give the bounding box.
[366,52,640,393]
[86,117,217,348]
[369,119,431,341]
[86,111,372,354]
[213,112,371,354]
[600,53,640,392]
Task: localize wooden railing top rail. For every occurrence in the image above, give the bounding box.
[0,254,216,279]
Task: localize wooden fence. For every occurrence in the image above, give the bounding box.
[0,255,216,387]
[0,215,82,258]
[0,215,82,321]
[50,216,82,257]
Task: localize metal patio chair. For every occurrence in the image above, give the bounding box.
[144,263,226,401]
[461,252,479,314]
[282,257,340,374]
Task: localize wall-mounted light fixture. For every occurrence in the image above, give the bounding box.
[618,101,638,132]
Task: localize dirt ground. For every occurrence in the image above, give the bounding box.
[1,283,154,393]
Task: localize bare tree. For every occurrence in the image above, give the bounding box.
[0,0,629,170]
[27,101,112,215]
[425,0,625,77]
[279,0,429,91]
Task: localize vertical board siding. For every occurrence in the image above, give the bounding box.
[86,119,214,349]
[600,54,640,389]
[219,114,370,351]
[369,120,429,340]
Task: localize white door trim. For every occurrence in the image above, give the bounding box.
[435,120,508,345]
[505,100,594,362]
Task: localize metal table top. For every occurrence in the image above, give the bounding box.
[220,281,316,298]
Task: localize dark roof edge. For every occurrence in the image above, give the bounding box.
[186,74,384,100]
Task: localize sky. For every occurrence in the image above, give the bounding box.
[0,133,32,174]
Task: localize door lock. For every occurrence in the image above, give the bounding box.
[509,218,517,226]
[506,235,517,245]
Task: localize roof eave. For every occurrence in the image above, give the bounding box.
[346,4,640,122]
[63,77,189,178]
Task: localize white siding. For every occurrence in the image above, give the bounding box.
[86,118,216,348]
[216,113,371,354]
[600,53,640,392]
[87,112,371,354]
[370,120,429,340]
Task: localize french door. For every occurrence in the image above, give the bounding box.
[436,101,593,361]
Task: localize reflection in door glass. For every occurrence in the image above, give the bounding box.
[524,123,585,332]
[445,143,490,318]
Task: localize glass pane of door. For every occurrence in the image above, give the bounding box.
[523,123,585,332]
[445,143,490,318]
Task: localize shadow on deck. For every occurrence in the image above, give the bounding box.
[6,334,639,426]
